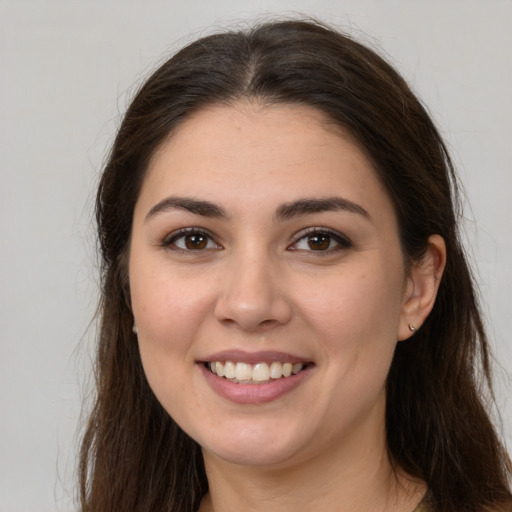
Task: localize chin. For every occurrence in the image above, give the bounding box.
[207,444,300,468]
[196,422,307,468]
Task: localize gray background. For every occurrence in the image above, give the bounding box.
[1,1,511,511]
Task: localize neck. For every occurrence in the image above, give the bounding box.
[198,424,426,512]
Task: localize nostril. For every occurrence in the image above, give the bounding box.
[218,316,283,333]
[214,294,293,331]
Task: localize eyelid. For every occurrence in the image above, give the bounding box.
[162,227,222,251]
[288,227,352,251]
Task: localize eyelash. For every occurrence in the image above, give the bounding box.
[161,227,352,254]
[289,227,352,253]
[162,228,221,252]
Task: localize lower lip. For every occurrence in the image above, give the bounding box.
[198,364,313,404]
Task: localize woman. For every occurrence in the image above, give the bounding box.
[80,19,512,512]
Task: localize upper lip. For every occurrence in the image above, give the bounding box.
[198,349,310,365]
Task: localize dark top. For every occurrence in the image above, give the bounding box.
[413,491,433,512]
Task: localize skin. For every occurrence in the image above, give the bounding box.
[129,102,446,512]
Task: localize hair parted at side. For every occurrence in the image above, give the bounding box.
[80,19,512,512]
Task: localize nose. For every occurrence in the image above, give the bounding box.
[213,250,293,332]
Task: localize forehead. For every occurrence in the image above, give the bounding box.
[138,102,395,223]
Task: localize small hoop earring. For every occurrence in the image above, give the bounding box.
[132,325,139,335]
[408,324,416,333]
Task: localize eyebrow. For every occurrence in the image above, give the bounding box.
[145,196,227,222]
[145,195,370,223]
[275,197,370,222]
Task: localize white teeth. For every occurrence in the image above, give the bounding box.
[215,361,225,377]
[252,363,270,381]
[235,362,252,381]
[224,360,236,379]
[269,361,283,379]
[208,360,305,382]
[292,363,303,375]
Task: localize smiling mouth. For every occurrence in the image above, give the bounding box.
[206,361,307,384]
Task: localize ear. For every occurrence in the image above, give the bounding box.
[398,234,446,341]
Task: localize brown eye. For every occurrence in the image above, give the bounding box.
[165,229,220,251]
[307,234,331,251]
[290,228,352,253]
[184,233,208,250]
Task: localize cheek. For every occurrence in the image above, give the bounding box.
[130,252,212,332]
[301,269,403,417]
[299,267,404,335]
[296,263,405,389]
[130,272,210,415]
[134,282,211,361]
[128,258,215,392]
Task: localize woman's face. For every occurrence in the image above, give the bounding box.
[129,103,415,468]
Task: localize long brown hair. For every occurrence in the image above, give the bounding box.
[80,19,512,512]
